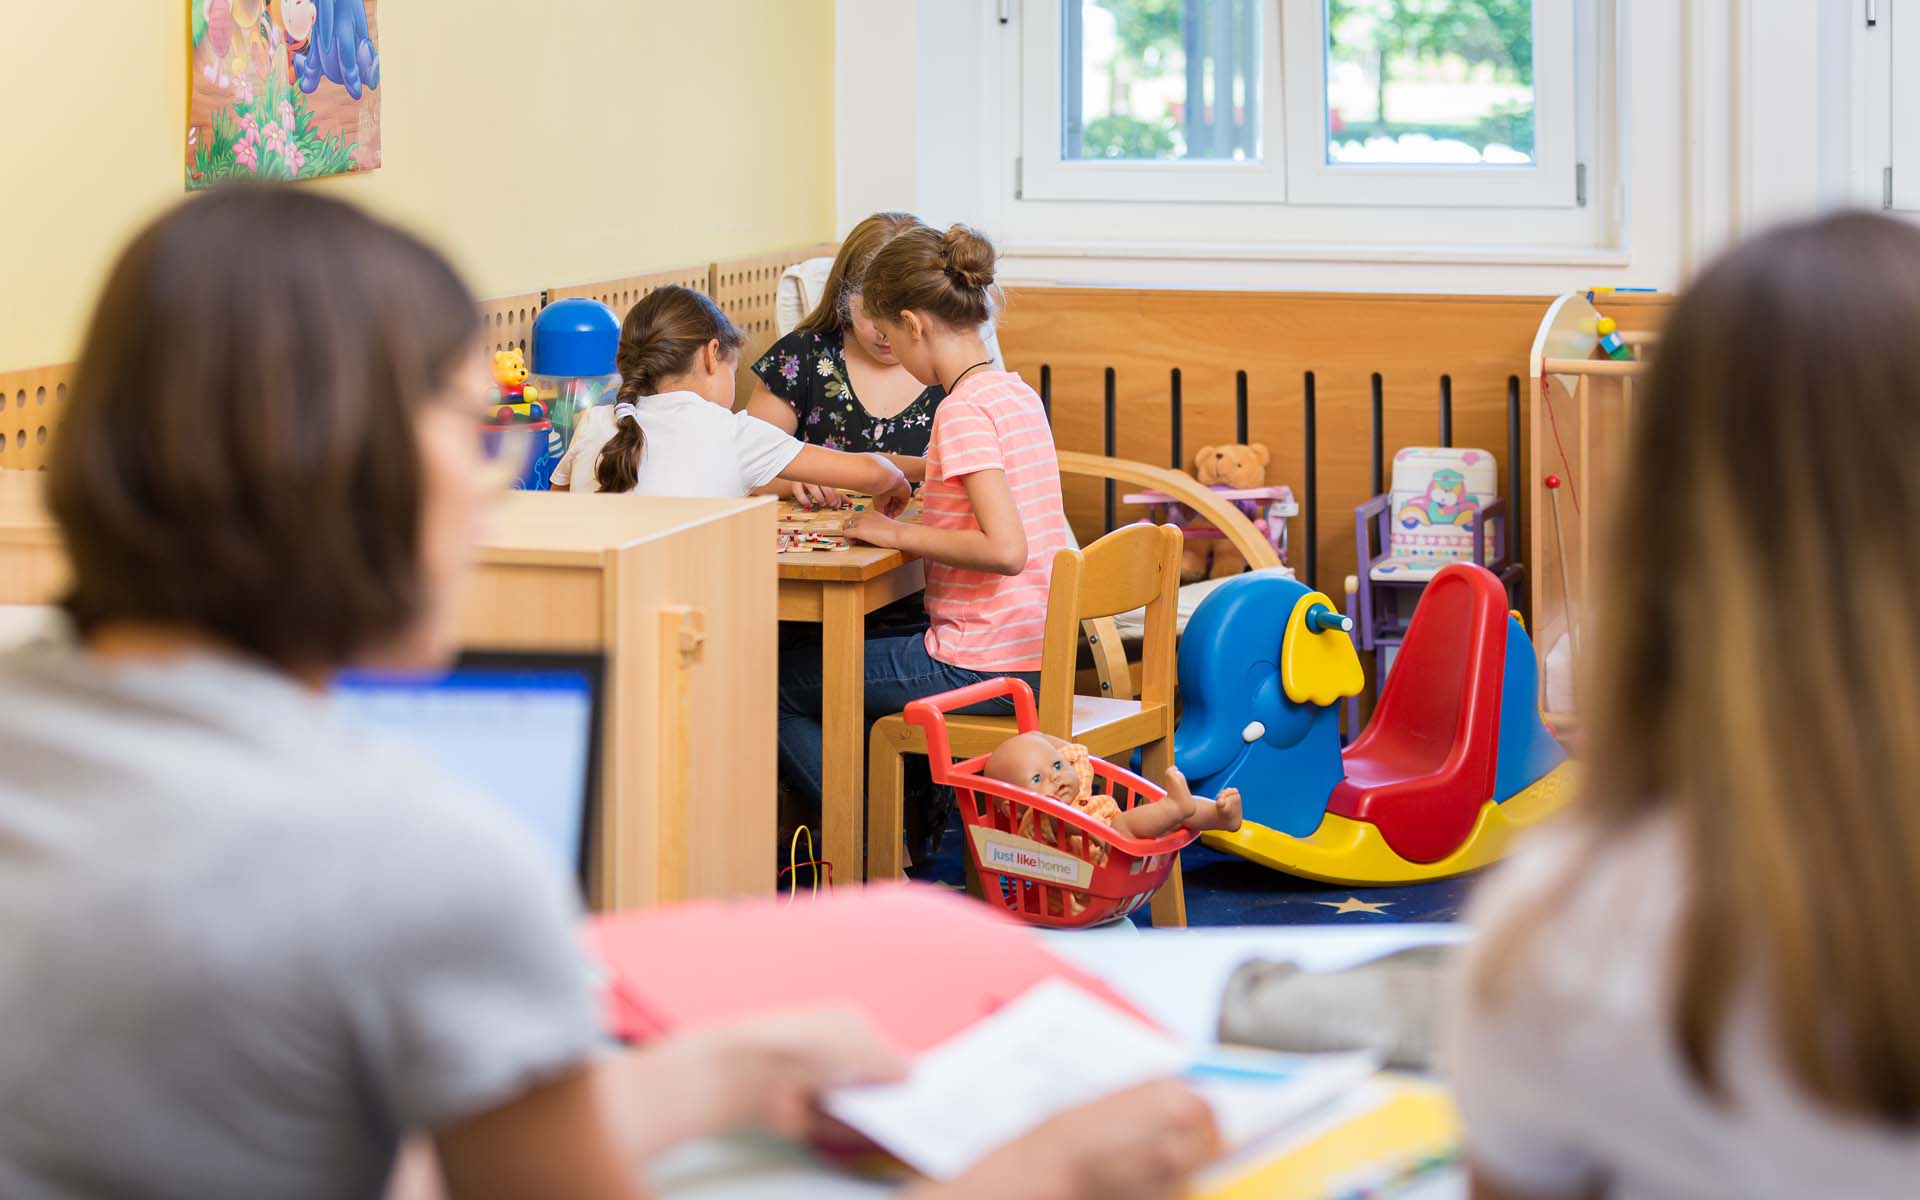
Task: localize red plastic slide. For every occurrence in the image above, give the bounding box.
[1325,564,1509,863]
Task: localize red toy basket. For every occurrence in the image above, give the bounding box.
[903,678,1193,929]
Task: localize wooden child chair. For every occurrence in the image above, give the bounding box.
[865,522,1189,926]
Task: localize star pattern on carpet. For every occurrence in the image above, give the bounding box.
[1313,896,1396,916]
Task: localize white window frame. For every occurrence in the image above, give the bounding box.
[1019,0,1288,202]
[1017,0,1582,210]
[1279,0,1579,207]
[1886,0,1920,211]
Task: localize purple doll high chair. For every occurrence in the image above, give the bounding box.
[1354,447,1521,678]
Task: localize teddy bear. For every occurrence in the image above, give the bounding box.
[1181,443,1271,583]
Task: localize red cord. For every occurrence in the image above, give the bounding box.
[1538,375,1583,516]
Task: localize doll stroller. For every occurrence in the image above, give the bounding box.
[903,678,1193,929]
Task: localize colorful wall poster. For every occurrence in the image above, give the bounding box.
[187,0,383,188]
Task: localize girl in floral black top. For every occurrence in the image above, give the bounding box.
[747,213,941,504]
[750,327,942,461]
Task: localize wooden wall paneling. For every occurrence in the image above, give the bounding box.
[0,363,75,473]
[997,288,1669,606]
[478,291,545,357]
[4,273,1668,618]
[547,264,713,320]
[711,242,840,409]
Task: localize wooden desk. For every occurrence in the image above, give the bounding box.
[777,547,925,881]
[0,472,777,910]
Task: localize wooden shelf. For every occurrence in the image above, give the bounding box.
[0,475,778,910]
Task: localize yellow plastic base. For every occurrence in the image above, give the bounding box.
[1199,762,1577,885]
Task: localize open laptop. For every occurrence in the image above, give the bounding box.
[331,651,605,891]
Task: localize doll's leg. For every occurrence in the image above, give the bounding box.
[1159,767,1202,822]
[1181,787,1244,833]
[1113,770,1197,839]
[1110,802,1188,840]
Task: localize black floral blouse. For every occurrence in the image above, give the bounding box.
[751,330,943,456]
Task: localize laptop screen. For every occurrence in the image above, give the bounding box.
[331,652,603,885]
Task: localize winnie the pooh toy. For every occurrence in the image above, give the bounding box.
[1182,443,1271,582]
[488,348,545,412]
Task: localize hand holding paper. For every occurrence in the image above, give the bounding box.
[827,980,1375,1184]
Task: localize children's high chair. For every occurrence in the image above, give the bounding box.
[1354,446,1520,677]
[866,522,1188,926]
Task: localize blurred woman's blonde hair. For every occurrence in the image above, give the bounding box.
[1487,212,1920,1124]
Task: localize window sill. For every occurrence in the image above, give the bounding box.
[998,238,1633,269]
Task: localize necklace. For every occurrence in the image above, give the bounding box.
[947,359,995,392]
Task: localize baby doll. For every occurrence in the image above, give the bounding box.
[982,732,1243,841]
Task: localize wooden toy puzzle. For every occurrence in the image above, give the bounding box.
[776,495,921,553]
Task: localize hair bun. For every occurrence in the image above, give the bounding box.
[938,224,997,291]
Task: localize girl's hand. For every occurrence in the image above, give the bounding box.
[790,480,847,510]
[870,459,913,517]
[914,1080,1218,1200]
[846,509,899,549]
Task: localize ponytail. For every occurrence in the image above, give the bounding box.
[595,401,645,493]
[595,285,745,493]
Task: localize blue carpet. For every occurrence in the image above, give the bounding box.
[904,809,1483,926]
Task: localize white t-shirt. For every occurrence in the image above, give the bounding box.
[550,390,803,497]
[1446,815,1920,1199]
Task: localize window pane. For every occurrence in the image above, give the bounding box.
[1323,0,1535,165]
[1062,0,1262,162]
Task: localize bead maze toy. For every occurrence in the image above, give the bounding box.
[1173,563,1571,884]
[904,677,1192,928]
[1529,290,1656,728]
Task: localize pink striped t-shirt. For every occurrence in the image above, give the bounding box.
[920,371,1070,672]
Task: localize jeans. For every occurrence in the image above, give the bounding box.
[776,631,1040,814]
[776,594,930,653]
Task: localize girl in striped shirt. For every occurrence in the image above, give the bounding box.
[775,223,1070,839]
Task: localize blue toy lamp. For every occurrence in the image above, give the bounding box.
[530,298,622,452]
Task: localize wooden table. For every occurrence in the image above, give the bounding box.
[776,546,925,881]
[0,472,777,911]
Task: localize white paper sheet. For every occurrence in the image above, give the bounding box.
[823,979,1188,1179]
[823,978,1374,1181]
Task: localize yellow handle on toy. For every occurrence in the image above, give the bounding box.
[786,826,821,904]
[1281,590,1364,707]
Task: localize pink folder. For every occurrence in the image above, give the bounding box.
[587,883,1161,1054]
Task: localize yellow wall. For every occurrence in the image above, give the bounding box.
[0,1,836,370]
